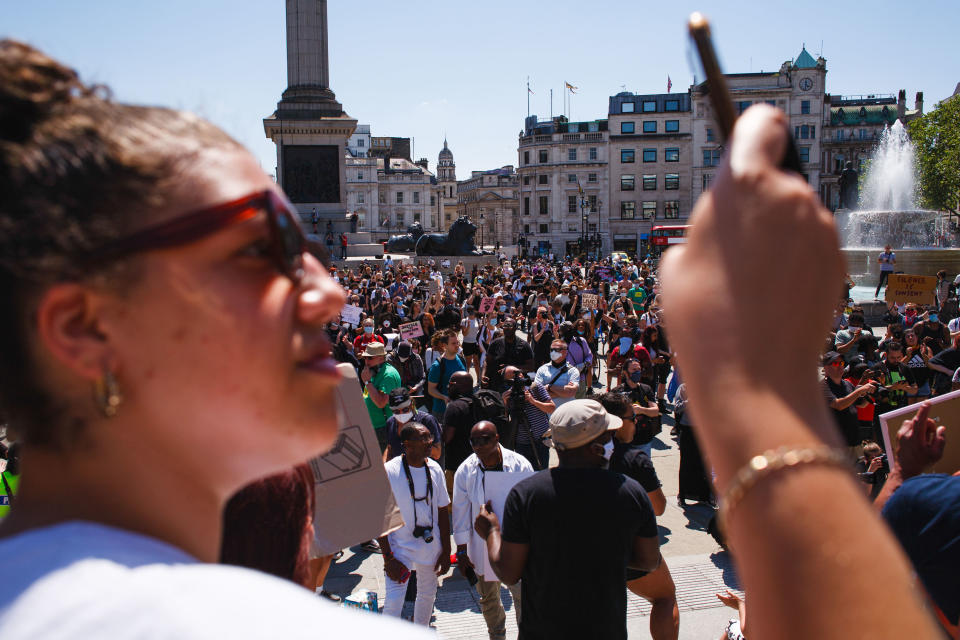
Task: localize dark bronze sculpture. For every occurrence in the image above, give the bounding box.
[385,222,425,253]
[838,161,859,210]
[415,217,492,256]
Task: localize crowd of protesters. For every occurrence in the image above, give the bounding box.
[0,40,954,640]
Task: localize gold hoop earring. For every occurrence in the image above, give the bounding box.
[94,370,122,418]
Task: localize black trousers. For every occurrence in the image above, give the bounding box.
[875,271,892,297]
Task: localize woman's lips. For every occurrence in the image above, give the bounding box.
[298,354,341,378]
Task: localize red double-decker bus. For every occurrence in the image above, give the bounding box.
[651,225,690,249]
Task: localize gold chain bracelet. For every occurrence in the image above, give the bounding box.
[718,445,852,530]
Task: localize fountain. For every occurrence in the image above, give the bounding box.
[833,120,960,302]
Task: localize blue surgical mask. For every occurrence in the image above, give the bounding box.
[490,318,498,326]
[629,370,644,383]
[364,326,374,334]
[500,305,507,312]
[577,330,585,335]
[929,314,939,323]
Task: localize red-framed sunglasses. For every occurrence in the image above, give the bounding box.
[81,190,327,282]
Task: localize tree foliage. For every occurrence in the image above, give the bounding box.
[909,96,960,214]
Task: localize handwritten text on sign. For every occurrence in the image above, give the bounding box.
[399,321,424,340]
[885,274,937,305]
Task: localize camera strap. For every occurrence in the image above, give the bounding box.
[401,455,433,530]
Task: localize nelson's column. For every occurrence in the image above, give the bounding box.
[264,0,357,229]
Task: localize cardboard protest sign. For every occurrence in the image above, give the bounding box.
[879,389,960,475]
[399,321,424,340]
[595,266,613,281]
[307,363,403,555]
[580,293,599,310]
[478,297,497,314]
[884,274,937,305]
[340,304,362,326]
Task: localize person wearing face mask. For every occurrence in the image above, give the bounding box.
[914,309,950,355]
[474,400,661,640]
[482,319,534,391]
[441,372,483,492]
[567,319,595,398]
[387,341,426,402]
[611,358,661,454]
[353,317,385,356]
[383,388,441,462]
[361,342,403,452]
[533,340,579,409]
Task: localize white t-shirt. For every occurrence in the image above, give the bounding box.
[0,522,429,640]
[384,457,450,567]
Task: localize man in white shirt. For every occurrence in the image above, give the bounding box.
[378,422,451,626]
[452,421,532,640]
[534,339,580,408]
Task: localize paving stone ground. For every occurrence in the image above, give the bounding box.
[326,334,741,638]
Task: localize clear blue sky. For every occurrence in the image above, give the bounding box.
[5,0,957,180]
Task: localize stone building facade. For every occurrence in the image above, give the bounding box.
[608,92,692,256]
[456,167,519,249]
[517,115,609,257]
[435,139,458,232]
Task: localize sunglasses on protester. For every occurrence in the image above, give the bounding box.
[470,435,494,447]
[80,189,324,281]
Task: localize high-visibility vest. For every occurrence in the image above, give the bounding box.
[0,471,19,518]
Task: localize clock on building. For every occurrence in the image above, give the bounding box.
[799,77,813,91]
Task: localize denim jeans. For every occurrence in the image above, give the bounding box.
[515,437,549,471]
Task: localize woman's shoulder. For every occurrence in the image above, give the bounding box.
[0,523,430,639]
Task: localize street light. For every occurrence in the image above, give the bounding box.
[479,212,485,249]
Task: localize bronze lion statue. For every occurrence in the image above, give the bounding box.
[416,216,491,256]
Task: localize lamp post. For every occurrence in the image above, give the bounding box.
[579,195,589,255]
[479,211,485,249]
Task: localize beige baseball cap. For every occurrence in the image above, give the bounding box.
[544,399,622,451]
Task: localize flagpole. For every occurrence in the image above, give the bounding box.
[527,77,530,118]
[550,88,553,119]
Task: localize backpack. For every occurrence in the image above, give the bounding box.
[468,390,513,448]
[433,354,466,411]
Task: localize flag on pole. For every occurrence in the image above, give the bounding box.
[565,81,578,94]
[528,86,534,94]
[667,76,672,93]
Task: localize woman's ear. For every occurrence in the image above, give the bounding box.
[34,284,115,381]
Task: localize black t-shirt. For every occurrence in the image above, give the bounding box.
[485,337,534,389]
[435,305,462,331]
[442,397,475,471]
[929,347,960,393]
[610,441,661,492]
[501,468,657,640]
[821,377,860,446]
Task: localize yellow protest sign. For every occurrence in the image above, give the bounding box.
[884,274,936,305]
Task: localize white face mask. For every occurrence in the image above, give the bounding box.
[383,320,391,328]
[393,411,414,424]
[598,439,614,461]
[550,350,564,362]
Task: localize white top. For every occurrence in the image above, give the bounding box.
[0,522,428,640]
[451,447,532,581]
[384,457,450,566]
[534,362,580,408]
[462,317,480,343]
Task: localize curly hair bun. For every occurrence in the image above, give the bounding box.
[0,39,92,143]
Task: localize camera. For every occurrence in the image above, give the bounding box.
[509,374,533,397]
[412,525,433,543]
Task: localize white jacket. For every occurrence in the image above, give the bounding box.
[451,446,533,581]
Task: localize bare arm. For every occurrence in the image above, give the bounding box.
[659,106,940,640]
[647,488,667,517]
[365,381,389,409]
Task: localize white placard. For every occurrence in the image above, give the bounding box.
[340,304,362,326]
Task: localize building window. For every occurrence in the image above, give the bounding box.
[643,101,657,112]
[539,196,548,215]
[811,125,815,139]
[703,148,722,166]
[524,224,530,233]
[588,195,597,212]
[358,139,365,147]
[379,193,385,204]
[665,100,679,112]
[539,150,548,163]
[643,121,657,133]
[414,213,421,222]
[643,174,657,190]
[621,201,637,219]
[357,192,365,204]
[358,171,364,180]
[524,151,530,165]
[538,175,548,185]
[664,201,680,219]
[621,175,636,191]
[588,173,597,183]
[539,223,549,233]
[622,102,635,113]
[621,122,635,134]
[665,148,679,162]
[665,173,680,190]
[568,123,579,133]
[589,147,598,160]
[801,100,810,115]
[621,149,636,163]
[568,195,578,213]
[413,191,420,204]
[706,127,714,142]
[643,148,657,162]
[568,148,577,161]
[665,120,679,132]
[642,201,657,219]
[523,176,530,185]
[702,174,713,191]
[445,214,451,222]
[568,173,577,183]
[396,192,403,204]
[736,100,752,115]
[799,146,810,163]
[524,196,530,215]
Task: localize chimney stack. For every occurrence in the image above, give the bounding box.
[897,89,906,121]
[915,92,924,114]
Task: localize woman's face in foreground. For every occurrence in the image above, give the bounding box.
[104,148,346,492]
